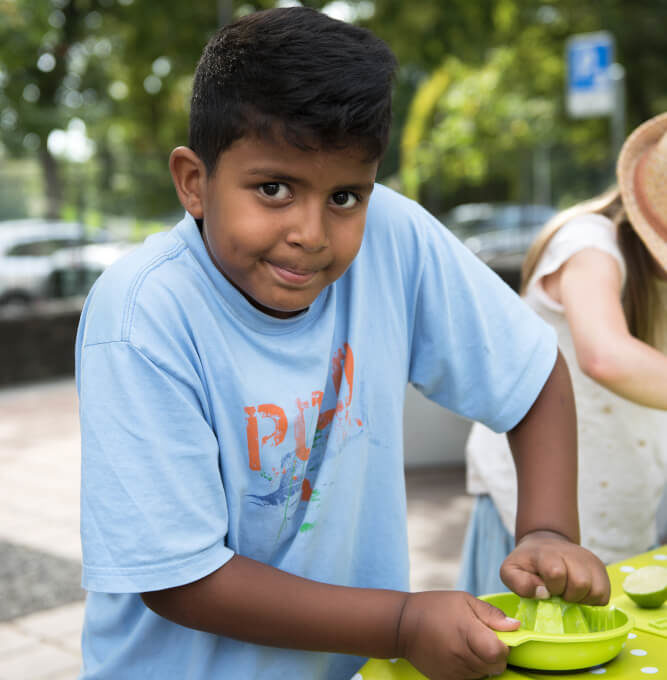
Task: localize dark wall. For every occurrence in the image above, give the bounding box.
[0,299,83,386]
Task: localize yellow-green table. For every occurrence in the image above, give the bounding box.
[353,546,667,680]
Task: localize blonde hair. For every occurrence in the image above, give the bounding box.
[520,187,659,345]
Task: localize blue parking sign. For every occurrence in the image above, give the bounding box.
[566,32,615,117]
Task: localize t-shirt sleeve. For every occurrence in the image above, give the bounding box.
[79,340,234,593]
[526,214,626,306]
[408,215,558,433]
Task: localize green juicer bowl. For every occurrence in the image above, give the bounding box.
[479,593,633,671]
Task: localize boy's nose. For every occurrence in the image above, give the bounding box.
[285,203,329,252]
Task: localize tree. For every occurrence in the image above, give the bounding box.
[0,0,113,217]
[401,50,558,208]
[3,0,665,221]
[0,0,317,221]
[359,0,667,209]
[361,0,667,126]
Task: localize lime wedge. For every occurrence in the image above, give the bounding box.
[533,598,565,634]
[622,566,667,608]
[562,602,591,633]
[515,597,537,630]
[513,596,613,634]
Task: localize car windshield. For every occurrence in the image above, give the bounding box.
[6,238,88,257]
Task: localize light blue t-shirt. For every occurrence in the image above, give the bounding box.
[76,184,557,680]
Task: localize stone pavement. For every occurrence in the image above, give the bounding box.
[0,380,84,680]
[0,378,473,679]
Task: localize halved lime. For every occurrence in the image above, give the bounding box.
[622,566,667,608]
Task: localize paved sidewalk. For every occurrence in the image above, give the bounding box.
[0,378,472,679]
[0,603,84,680]
[0,380,83,680]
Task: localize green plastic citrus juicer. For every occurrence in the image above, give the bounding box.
[479,592,633,671]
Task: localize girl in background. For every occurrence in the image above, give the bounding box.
[459,112,667,596]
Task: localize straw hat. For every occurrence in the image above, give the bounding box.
[617,112,667,270]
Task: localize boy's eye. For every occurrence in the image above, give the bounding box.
[331,191,359,208]
[259,183,291,200]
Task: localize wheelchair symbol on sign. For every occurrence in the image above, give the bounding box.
[572,46,597,84]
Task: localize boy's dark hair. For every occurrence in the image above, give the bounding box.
[189,7,397,174]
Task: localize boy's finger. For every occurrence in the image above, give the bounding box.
[470,598,520,631]
[469,633,512,671]
[559,562,593,602]
[468,650,509,680]
[581,567,611,605]
[536,553,568,597]
[466,605,514,671]
[500,561,547,599]
[564,545,610,605]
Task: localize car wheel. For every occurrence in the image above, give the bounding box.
[0,291,33,312]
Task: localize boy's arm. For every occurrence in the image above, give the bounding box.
[501,350,610,604]
[143,555,521,679]
[143,555,405,656]
[509,350,579,544]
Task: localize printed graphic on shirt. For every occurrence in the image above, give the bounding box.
[243,342,363,540]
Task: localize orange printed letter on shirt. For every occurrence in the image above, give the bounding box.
[244,403,287,470]
[258,404,287,447]
[244,406,261,470]
[295,398,311,461]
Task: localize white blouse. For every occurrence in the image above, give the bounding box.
[466,214,667,563]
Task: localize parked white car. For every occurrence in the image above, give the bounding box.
[0,219,132,307]
[49,241,136,298]
[0,220,87,306]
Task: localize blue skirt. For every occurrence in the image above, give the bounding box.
[456,495,515,596]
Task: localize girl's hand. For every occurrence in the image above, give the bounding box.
[500,530,610,605]
[397,590,520,679]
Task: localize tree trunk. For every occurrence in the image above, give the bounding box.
[39,147,63,219]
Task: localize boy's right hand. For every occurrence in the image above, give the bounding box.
[397,591,521,680]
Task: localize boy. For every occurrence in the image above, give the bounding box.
[76,8,609,680]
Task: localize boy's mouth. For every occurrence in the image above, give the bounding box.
[267,261,318,285]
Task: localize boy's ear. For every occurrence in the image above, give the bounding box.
[169,146,207,219]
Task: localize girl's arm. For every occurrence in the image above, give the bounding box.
[550,247,667,409]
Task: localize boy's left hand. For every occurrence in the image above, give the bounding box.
[500,530,610,605]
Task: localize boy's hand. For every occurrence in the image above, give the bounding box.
[397,590,520,680]
[500,530,610,605]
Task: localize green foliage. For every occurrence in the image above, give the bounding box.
[1,0,666,221]
[365,0,667,209]
[401,48,559,204]
[0,0,320,221]
[401,64,453,198]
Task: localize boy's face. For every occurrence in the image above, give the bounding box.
[178,136,378,319]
